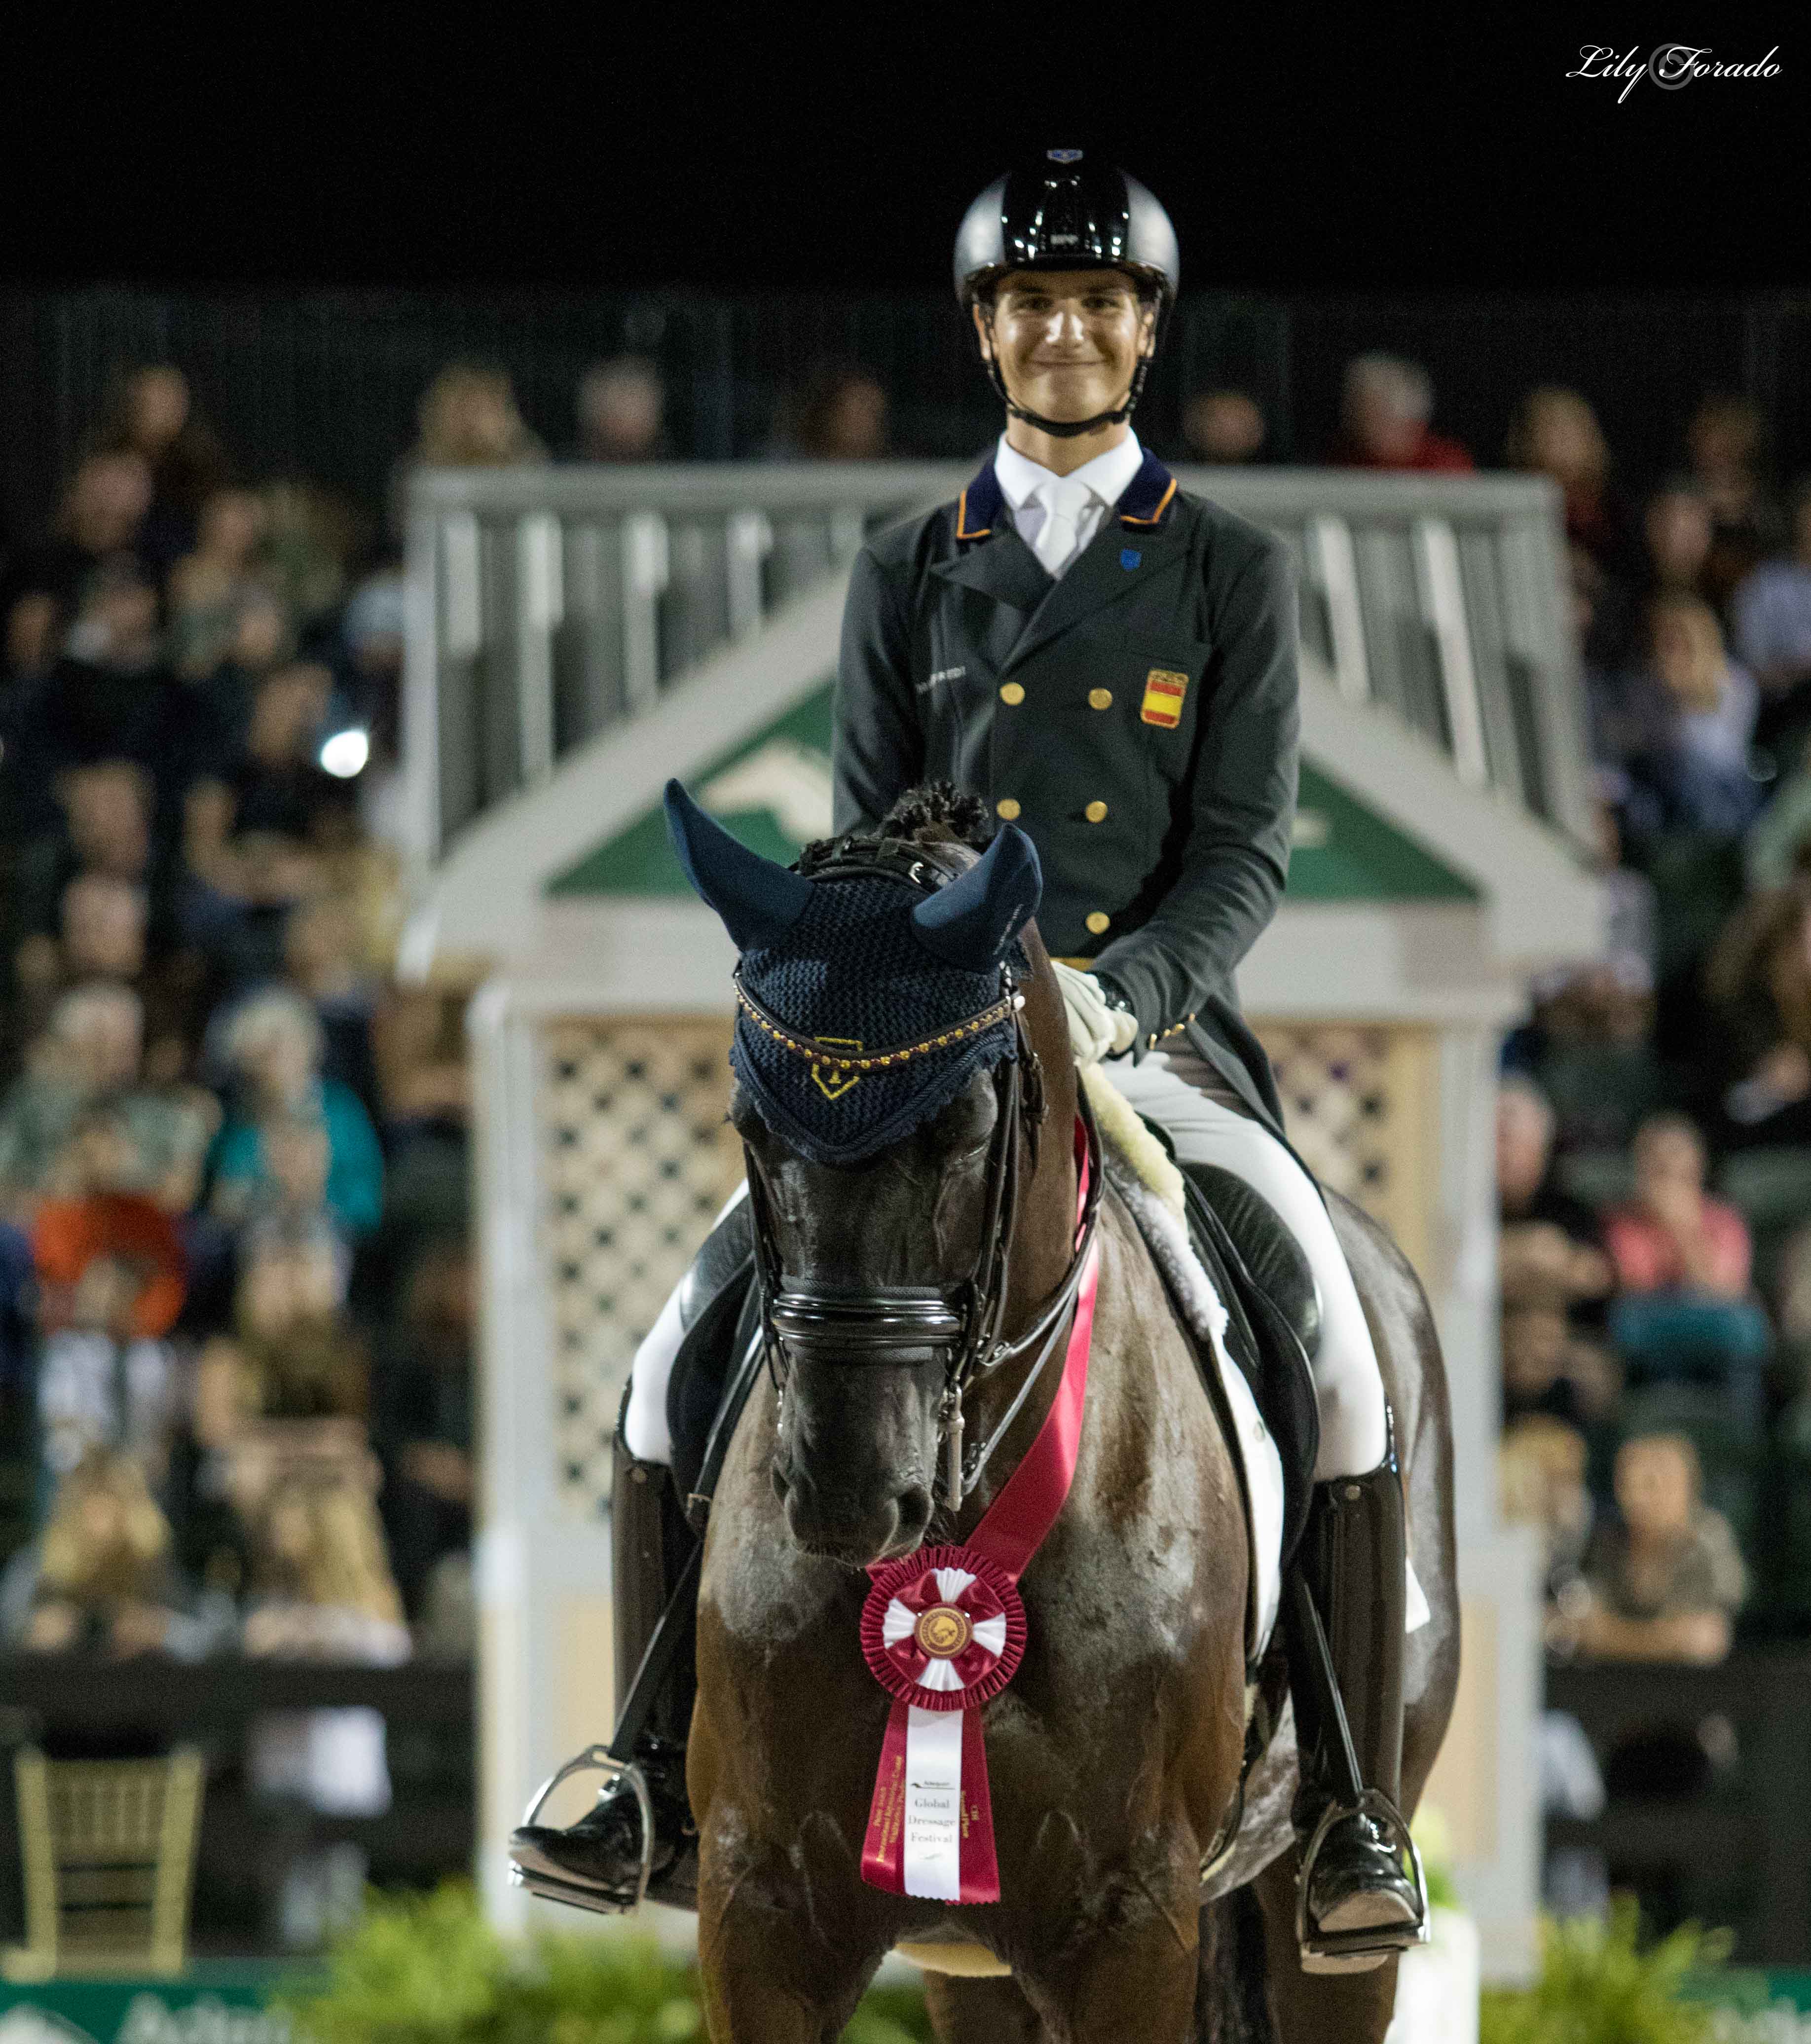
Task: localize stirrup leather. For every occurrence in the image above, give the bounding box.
[1294,1786,1429,1973]
[508,1746,656,1916]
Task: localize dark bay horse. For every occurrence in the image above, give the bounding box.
[674,796,1459,2043]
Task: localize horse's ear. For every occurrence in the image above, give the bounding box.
[664,780,815,952]
[910,825,1042,972]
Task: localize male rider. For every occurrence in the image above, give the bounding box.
[513,150,1424,1973]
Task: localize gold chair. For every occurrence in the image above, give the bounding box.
[3,1746,205,1981]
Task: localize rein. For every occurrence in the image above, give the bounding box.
[737,843,1103,1514]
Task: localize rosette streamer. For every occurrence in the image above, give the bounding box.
[858,1139,1098,1903]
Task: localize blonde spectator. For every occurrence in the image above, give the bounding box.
[244,1464,408,1662]
[389,360,545,538]
[1506,386,1625,569]
[1499,1414,1595,1599]
[0,1448,227,1659]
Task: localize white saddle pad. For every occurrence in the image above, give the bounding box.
[1093,1121,1287,1660]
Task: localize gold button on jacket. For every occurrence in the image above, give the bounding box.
[995,797,1021,821]
[1088,687,1113,710]
[1084,800,1108,823]
[1085,911,1111,935]
[998,681,1025,705]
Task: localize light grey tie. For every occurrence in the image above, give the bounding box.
[1030,475,1094,579]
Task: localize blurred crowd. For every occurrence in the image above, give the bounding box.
[1482,383,1811,1670]
[4,342,1807,1702]
[0,365,476,1700]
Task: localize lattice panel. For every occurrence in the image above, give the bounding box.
[1254,1022,1436,1277]
[535,1016,1435,1516]
[539,1016,741,1517]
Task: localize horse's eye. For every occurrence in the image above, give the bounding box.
[925,1081,997,1158]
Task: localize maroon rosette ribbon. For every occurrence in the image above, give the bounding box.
[859,1543,1026,1710]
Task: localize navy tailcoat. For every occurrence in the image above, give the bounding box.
[830,446,1298,1138]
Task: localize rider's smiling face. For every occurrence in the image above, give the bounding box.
[975,268,1155,426]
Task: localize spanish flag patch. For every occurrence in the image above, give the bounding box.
[1140,669,1188,728]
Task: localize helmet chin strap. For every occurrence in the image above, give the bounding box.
[982,341,1156,441]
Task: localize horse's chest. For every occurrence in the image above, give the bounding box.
[705,1511,857,1650]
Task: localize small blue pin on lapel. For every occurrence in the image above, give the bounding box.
[1120,548,1142,571]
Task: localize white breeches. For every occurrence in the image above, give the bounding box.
[1106,1053,1387,1479]
[621,1056,1388,1479]
[624,1185,748,1465]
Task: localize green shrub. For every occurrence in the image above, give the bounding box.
[278,1883,933,2044]
[1479,1899,1732,2044]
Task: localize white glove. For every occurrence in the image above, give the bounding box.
[1053,961,1139,1067]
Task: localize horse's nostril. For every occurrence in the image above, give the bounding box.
[894,1485,933,1548]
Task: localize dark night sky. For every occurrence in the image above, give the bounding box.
[4,23,1802,294]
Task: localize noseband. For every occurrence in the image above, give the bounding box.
[736,837,1103,1513]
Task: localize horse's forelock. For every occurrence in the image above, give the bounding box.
[879,781,996,856]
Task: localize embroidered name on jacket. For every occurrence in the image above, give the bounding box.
[1141,669,1188,728]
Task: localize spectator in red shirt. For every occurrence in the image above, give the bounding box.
[1604,1113,1749,1297]
[1602,1112,1770,1430]
[1329,353,1474,474]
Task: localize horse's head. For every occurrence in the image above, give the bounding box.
[666,779,1077,1568]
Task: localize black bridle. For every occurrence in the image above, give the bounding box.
[734,838,1104,1513]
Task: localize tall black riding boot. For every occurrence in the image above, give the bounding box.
[1284,1425,1426,1974]
[508,1430,701,1912]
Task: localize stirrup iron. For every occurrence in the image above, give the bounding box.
[508,1745,655,1916]
[1294,1786,1429,1974]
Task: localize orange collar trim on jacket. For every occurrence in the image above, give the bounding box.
[1116,451,1179,528]
[954,459,1005,543]
[955,447,1177,543]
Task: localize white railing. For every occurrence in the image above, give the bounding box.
[402,462,1590,867]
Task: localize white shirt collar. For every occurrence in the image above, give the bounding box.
[993,429,1145,512]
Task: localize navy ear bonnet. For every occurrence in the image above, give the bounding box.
[664,781,1041,1166]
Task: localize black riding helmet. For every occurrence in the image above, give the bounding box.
[954,149,1180,438]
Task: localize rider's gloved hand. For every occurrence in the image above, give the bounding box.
[1053,961,1139,1067]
